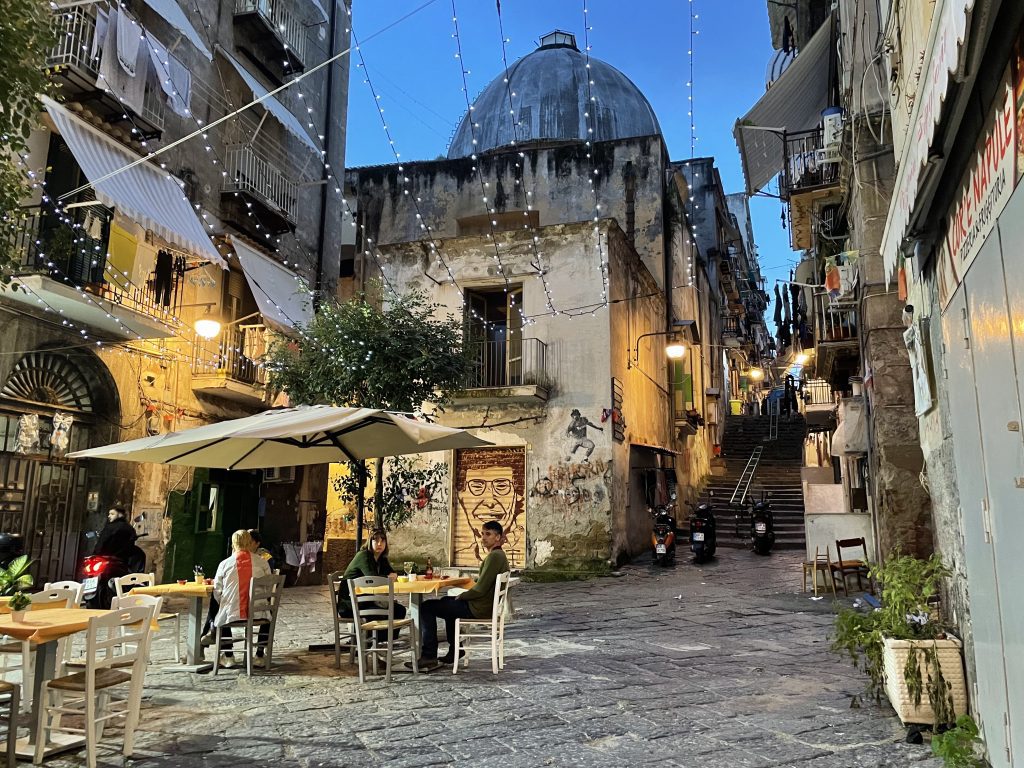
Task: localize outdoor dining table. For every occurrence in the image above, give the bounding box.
[355,577,474,627]
[0,607,111,760]
[130,582,215,673]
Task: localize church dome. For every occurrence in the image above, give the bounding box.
[447,31,662,159]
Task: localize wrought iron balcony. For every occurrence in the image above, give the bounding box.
[222,144,299,234]
[816,295,858,345]
[191,325,270,406]
[781,128,840,199]
[233,0,307,75]
[48,5,165,136]
[459,338,550,402]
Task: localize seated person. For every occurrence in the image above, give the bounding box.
[212,529,272,668]
[413,520,509,669]
[340,529,406,633]
[249,528,277,572]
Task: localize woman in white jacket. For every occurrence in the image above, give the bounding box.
[212,529,272,667]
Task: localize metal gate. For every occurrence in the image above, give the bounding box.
[0,454,86,583]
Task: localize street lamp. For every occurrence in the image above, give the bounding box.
[193,308,221,339]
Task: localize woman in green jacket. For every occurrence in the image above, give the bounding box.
[339,529,407,625]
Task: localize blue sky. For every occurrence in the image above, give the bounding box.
[344,0,796,292]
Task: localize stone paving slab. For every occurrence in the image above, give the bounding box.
[33,549,942,767]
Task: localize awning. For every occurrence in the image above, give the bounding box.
[218,48,320,156]
[42,98,225,267]
[734,18,832,195]
[231,236,313,332]
[140,0,213,61]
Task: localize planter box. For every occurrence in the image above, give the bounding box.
[882,637,968,725]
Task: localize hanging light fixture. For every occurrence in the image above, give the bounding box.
[193,307,222,339]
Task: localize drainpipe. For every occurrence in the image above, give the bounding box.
[314,0,341,304]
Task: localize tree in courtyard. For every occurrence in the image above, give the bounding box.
[0,1,55,287]
[265,290,468,540]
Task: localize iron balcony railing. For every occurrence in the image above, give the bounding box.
[224,144,299,225]
[782,128,840,198]
[9,205,186,320]
[816,294,858,344]
[191,325,269,387]
[464,338,548,389]
[234,0,307,70]
[803,378,834,406]
[48,5,165,131]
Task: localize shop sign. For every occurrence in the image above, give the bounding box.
[938,77,1015,309]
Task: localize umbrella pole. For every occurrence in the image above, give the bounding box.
[355,460,366,549]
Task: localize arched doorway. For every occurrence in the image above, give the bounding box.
[0,348,120,581]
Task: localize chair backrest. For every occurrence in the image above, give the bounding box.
[348,576,392,625]
[85,606,153,676]
[114,572,156,598]
[489,572,512,623]
[111,592,164,616]
[836,538,867,563]
[327,570,345,615]
[43,581,84,606]
[247,574,284,625]
[30,587,77,608]
[814,546,831,566]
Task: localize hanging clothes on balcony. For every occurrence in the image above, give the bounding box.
[146,36,192,118]
[116,8,143,76]
[96,10,147,115]
[782,282,791,324]
[154,249,173,307]
[773,284,783,326]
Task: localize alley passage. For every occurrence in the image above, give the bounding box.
[50,552,941,768]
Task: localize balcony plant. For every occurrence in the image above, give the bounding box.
[832,553,967,728]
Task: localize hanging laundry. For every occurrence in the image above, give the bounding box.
[97,12,147,114]
[146,36,192,117]
[299,541,321,573]
[773,284,783,326]
[154,250,173,307]
[782,283,792,324]
[283,542,301,567]
[116,8,143,76]
[790,283,800,312]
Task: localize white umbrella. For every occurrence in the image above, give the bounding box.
[68,405,490,469]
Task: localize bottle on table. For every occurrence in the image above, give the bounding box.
[425,558,434,580]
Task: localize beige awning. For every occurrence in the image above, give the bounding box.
[734,18,833,195]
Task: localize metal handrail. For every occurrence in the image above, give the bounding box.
[729,446,763,507]
[768,409,779,441]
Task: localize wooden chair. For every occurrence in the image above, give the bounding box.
[802,547,837,597]
[213,574,284,676]
[113,573,181,663]
[0,587,77,711]
[831,537,873,596]
[33,605,153,768]
[327,570,356,668]
[0,680,19,768]
[452,572,514,675]
[348,576,418,684]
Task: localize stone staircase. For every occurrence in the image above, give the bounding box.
[697,415,807,550]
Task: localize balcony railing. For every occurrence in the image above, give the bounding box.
[48,5,165,132]
[816,294,858,344]
[803,378,834,406]
[782,129,840,198]
[234,0,307,72]
[191,326,269,387]
[223,144,299,226]
[464,338,548,390]
[10,205,186,320]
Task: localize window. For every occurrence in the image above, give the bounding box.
[464,286,524,388]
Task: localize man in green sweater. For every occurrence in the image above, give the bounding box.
[415,520,509,668]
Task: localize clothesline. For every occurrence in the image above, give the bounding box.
[282,540,323,577]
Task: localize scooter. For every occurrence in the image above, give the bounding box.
[650,493,678,566]
[689,492,717,564]
[80,537,146,609]
[750,495,775,555]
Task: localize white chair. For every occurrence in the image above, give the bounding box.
[348,576,418,684]
[327,570,356,668]
[113,573,181,663]
[0,680,19,768]
[453,572,513,675]
[43,581,84,607]
[33,605,153,768]
[213,574,284,676]
[0,587,77,710]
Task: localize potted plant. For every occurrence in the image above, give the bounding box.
[832,553,968,728]
[7,591,30,622]
[0,554,34,597]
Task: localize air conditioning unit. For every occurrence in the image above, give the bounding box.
[263,466,295,483]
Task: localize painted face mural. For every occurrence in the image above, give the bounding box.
[453,448,526,567]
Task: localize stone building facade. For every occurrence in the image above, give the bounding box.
[1,0,350,584]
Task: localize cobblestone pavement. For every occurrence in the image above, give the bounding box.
[42,550,943,767]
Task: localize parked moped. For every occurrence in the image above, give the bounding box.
[689,492,717,564]
[750,494,775,555]
[650,492,678,566]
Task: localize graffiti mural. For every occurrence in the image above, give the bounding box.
[566,409,603,461]
[530,459,611,514]
[452,447,526,568]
